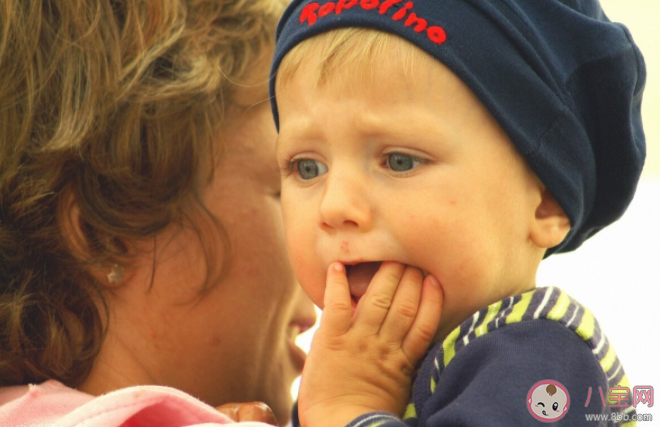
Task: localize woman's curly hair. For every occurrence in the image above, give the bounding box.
[0,0,284,387]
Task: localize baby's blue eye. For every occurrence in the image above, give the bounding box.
[296,159,328,180]
[387,153,421,172]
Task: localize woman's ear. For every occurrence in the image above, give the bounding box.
[530,187,571,249]
[59,190,127,286]
[59,190,89,260]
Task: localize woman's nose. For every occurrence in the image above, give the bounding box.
[318,173,372,230]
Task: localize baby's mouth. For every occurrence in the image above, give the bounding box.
[345,261,383,305]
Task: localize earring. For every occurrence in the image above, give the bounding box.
[107,264,125,284]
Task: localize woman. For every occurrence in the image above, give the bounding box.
[0,0,315,425]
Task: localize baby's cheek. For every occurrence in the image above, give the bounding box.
[286,243,324,308]
[281,206,325,307]
[303,281,325,310]
[284,222,308,262]
[297,270,325,310]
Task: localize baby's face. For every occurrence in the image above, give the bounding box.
[529,384,569,420]
[276,43,543,339]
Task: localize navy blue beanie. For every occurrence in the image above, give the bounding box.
[270,0,646,255]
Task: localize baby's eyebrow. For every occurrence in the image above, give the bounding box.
[275,132,303,149]
[275,126,317,150]
[275,131,297,150]
[274,132,301,154]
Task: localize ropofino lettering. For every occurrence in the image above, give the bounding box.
[299,0,447,45]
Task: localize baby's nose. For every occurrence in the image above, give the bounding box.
[318,173,372,231]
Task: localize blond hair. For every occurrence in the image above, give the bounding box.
[0,0,284,387]
[276,28,430,89]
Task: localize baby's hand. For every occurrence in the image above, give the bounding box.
[216,402,278,425]
[298,262,443,427]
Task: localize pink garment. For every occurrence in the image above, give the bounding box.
[0,380,266,427]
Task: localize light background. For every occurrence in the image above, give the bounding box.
[293,0,660,420]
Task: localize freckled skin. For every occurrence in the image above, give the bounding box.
[81,83,316,424]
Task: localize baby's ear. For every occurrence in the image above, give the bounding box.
[530,187,570,249]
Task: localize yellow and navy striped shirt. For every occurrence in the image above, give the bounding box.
[343,287,637,427]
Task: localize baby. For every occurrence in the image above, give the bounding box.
[270,0,646,426]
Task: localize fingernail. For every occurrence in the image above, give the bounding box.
[332,262,344,273]
[428,275,440,287]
